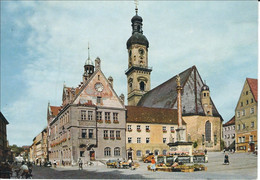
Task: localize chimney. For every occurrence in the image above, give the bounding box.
[108,76,113,88]
[119,94,125,105]
[95,57,101,70]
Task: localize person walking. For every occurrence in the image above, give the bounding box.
[117,159,121,169]
[151,157,156,172]
[224,153,229,165]
[78,158,83,170]
[53,160,57,168]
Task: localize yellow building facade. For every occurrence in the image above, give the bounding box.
[126,106,186,160]
[235,78,257,152]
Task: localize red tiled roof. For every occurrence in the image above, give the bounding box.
[247,78,258,102]
[50,106,62,116]
[126,106,186,125]
[223,116,235,127]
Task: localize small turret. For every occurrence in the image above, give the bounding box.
[83,44,94,84]
[201,81,212,116]
[108,76,113,88]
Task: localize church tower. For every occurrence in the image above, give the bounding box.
[125,5,152,106]
[201,82,213,116]
[83,44,94,84]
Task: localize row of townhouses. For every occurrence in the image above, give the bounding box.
[222,78,257,152]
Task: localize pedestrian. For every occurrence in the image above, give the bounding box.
[224,154,229,165]
[19,161,29,178]
[151,157,156,172]
[128,158,132,169]
[117,159,121,169]
[62,160,65,166]
[53,160,57,168]
[204,149,207,155]
[78,158,83,170]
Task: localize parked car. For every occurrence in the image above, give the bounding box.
[143,153,154,163]
[106,159,117,168]
[44,161,52,167]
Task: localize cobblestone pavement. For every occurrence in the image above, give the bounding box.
[29,152,257,179]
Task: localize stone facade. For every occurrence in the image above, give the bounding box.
[223,116,235,150]
[30,128,48,165]
[235,78,257,152]
[48,57,126,166]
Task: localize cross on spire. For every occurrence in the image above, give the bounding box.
[88,42,90,60]
[134,0,139,15]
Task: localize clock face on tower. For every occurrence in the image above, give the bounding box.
[95,82,104,92]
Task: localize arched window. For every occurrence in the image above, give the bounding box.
[136,150,142,157]
[104,147,111,156]
[205,121,211,142]
[145,150,150,154]
[114,147,120,156]
[154,150,159,156]
[163,150,167,155]
[140,81,145,91]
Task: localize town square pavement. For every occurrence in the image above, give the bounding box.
[29,152,257,179]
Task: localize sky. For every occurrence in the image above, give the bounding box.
[1,1,258,146]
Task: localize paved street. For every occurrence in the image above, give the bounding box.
[29,152,257,179]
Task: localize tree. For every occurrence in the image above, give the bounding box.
[9,144,24,157]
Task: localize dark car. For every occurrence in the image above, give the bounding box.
[44,161,52,167]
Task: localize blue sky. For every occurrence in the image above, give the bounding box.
[1,1,258,146]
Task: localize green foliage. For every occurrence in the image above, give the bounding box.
[9,144,24,156]
[193,141,198,149]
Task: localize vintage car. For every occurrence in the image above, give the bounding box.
[143,154,154,163]
[106,159,117,168]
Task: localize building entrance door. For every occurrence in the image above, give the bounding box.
[90,151,95,161]
[127,152,132,160]
[250,143,255,152]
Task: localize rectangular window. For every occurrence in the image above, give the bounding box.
[251,98,254,103]
[241,102,243,107]
[163,138,166,143]
[202,134,205,145]
[105,112,110,121]
[233,126,235,130]
[162,126,166,131]
[80,151,84,157]
[113,113,118,121]
[171,127,175,132]
[97,97,102,104]
[104,130,108,138]
[137,125,141,131]
[116,131,120,138]
[128,137,132,143]
[146,126,150,130]
[137,137,141,143]
[246,91,248,95]
[249,135,253,142]
[239,137,241,143]
[242,136,245,143]
[88,111,93,120]
[146,137,150,143]
[237,124,240,130]
[251,122,254,128]
[110,130,114,138]
[246,100,249,105]
[82,129,87,138]
[81,110,86,120]
[242,124,246,129]
[237,111,240,118]
[224,135,227,139]
[242,110,245,116]
[250,108,254,114]
[96,111,102,120]
[127,125,132,131]
[89,129,93,138]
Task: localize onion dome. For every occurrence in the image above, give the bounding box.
[126,11,149,49]
[131,14,143,23]
[201,84,210,91]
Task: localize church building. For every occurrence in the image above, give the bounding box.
[125,6,223,153]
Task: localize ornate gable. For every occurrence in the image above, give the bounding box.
[73,69,124,109]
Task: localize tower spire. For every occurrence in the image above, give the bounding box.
[88,42,90,60]
[134,0,138,15]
